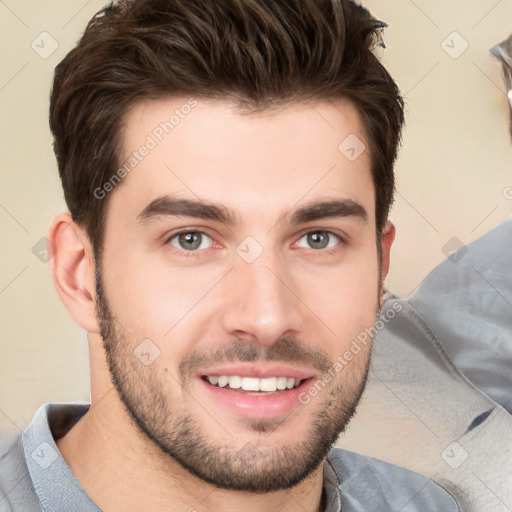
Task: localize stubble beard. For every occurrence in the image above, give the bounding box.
[94,263,377,492]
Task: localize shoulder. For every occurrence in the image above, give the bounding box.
[0,402,91,512]
[0,434,42,511]
[327,448,461,511]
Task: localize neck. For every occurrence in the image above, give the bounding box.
[56,337,326,512]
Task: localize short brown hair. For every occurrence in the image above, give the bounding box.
[50,0,404,258]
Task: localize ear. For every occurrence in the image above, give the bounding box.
[379,220,395,283]
[48,213,99,333]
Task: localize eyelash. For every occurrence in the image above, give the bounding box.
[165,229,345,257]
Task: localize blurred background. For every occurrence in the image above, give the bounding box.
[1,0,511,434]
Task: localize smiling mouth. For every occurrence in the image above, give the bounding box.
[201,375,307,394]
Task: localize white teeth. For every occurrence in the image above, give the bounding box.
[241,377,260,391]
[259,377,277,392]
[276,377,288,390]
[206,375,299,392]
[228,376,242,389]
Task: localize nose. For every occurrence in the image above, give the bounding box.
[218,249,305,346]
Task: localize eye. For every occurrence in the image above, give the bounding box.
[296,231,341,250]
[168,231,213,251]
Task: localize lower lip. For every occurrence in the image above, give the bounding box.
[196,377,313,419]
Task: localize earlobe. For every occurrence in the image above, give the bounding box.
[48,213,99,333]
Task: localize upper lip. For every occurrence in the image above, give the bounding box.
[197,363,317,381]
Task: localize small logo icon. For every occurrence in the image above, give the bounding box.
[31,442,58,469]
[236,236,264,264]
[503,186,512,200]
[338,134,366,162]
[442,237,468,263]
[441,32,469,59]
[134,338,161,366]
[31,32,59,59]
[441,441,468,469]
[239,442,262,464]
[31,237,56,263]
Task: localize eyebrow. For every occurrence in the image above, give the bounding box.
[136,195,367,226]
[287,198,367,224]
[137,196,237,224]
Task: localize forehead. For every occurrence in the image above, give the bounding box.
[109,96,374,226]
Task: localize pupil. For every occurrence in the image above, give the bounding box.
[180,232,201,250]
[308,232,328,249]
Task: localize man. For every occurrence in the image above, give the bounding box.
[0,0,460,510]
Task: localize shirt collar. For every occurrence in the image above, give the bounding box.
[25,402,343,511]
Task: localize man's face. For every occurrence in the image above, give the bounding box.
[95,97,383,491]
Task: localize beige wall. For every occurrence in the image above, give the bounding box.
[1,0,511,434]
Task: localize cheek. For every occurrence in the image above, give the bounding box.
[101,254,225,365]
[105,250,211,321]
[293,254,380,346]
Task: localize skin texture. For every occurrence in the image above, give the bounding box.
[50,97,395,512]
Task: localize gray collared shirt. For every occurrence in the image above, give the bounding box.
[0,403,460,511]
